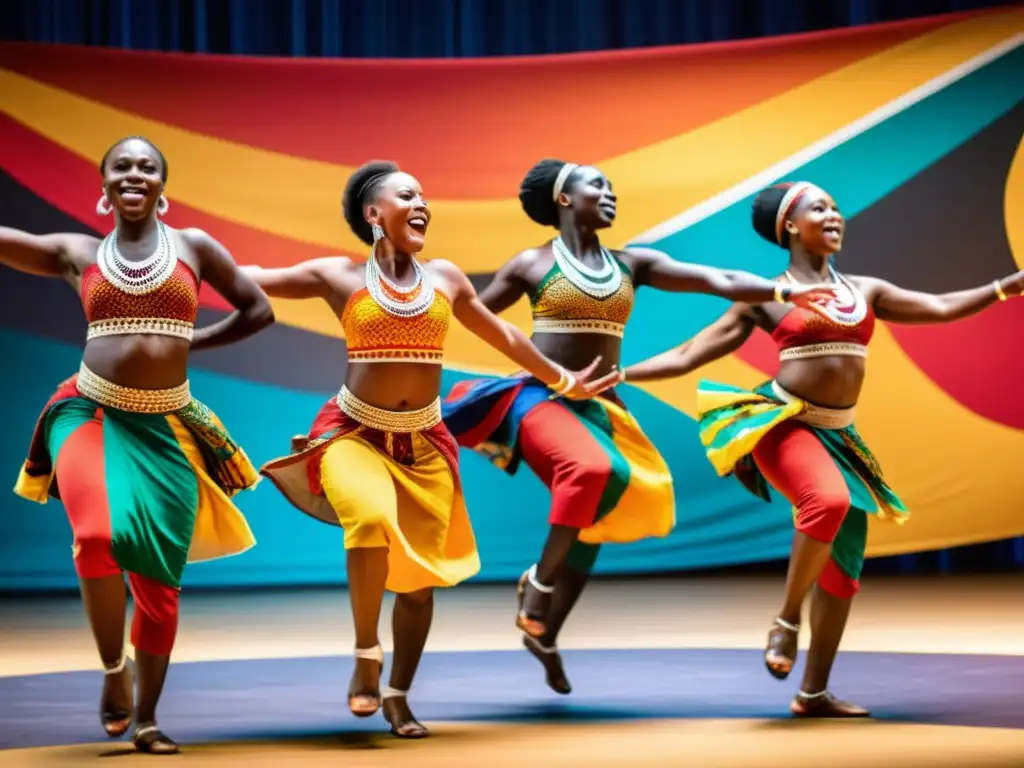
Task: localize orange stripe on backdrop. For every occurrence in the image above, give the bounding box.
[0,13,958,199]
[4,8,1020,288]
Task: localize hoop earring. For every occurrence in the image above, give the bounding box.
[157,195,170,217]
[95,193,113,217]
[371,222,385,242]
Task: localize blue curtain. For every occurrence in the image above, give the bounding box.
[1,0,1015,57]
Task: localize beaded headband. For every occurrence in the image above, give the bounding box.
[774,181,822,245]
[552,163,580,202]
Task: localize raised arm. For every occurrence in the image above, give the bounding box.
[618,303,757,384]
[627,247,836,308]
[183,229,275,351]
[475,253,531,314]
[859,271,1023,324]
[433,260,599,399]
[0,227,92,280]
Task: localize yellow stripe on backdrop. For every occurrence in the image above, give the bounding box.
[1005,132,1024,271]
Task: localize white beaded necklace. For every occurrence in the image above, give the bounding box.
[365,244,435,318]
[785,265,867,326]
[97,222,177,296]
[552,236,622,299]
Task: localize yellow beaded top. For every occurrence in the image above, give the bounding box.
[341,287,451,364]
[530,257,634,337]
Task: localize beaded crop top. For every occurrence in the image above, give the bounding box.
[341,254,451,364]
[774,268,874,361]
[81,223,199,343]
[530,238,634,338]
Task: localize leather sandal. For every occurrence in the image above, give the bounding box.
[100,655,133,738]
[790,690,870,718]
[522,634,571,695]
[349,645,383,717]
[381,687,429,738]
[516,564,554,638]
[132,722,179,754]
[765,617,799,680]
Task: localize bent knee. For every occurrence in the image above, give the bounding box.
[794,491,850,542]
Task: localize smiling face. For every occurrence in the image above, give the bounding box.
[366,172,430,254]
[560,165,617,230]
[101,138,165,222]
[783,187,845,255]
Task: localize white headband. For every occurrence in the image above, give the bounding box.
[552,163,579,202]
[774,181,823,244]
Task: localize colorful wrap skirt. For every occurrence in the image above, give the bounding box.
[259,393,480,594]
[441,375,675,546]
[696,379,908,581]
[14,373,259,589]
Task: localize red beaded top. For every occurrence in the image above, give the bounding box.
[81,261,200,324]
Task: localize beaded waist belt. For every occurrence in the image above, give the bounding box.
[771,380,855,430]
[347,348,443,364]
[336,386,441,433]
[532,317,626,338]
[779,342,867,362]
[78,363,191,414]
[87,317,195,343]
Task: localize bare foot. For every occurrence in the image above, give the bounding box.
[790,691,870,718]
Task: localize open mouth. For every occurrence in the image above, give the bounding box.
[599,203,617,218]
[120,186,147,204]
[823,225,843,238]
[408,216,428,235]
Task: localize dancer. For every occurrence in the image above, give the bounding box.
[614,180,1024,716]
[252,161,600,738]
[441,159,836,693]
[5,136,272,753]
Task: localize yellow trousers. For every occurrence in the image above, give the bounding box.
[319,432,480,594]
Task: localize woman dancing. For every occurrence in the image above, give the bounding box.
[616,180,1024,716]
[252,161,600,738]
[5,136,273,753]
[441,159,836,694]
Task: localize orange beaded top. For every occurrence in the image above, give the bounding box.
[341,287,451,364]
[81,260,199,341]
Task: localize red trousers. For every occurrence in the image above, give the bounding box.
[752,421,860,599]
[56,417,180,655]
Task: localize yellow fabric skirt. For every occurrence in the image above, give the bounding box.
[319,432,480,594]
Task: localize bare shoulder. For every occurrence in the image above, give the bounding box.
[61,233,103,272]
[425,258,471,288]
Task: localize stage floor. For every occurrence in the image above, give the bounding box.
[1,573,1023,766]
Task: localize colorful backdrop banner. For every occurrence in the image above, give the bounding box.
[1,8,1023,589]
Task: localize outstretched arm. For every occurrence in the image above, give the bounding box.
[434,260,600,398]
[476,255,530,314]
[628,247,836,307]
[240,257,347,300]
[618,304,757,384]
[185,230,275,351]
[861,272,1024,324]
[0,227,92,279]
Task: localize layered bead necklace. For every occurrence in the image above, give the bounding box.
[365,244,435,318]
[784,265,867,327]
[97,221,177,296]
[552,236,622,299]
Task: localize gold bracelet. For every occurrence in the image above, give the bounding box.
[993,279,1008,302]
[773,284,788,304]
[550,367,569,394]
